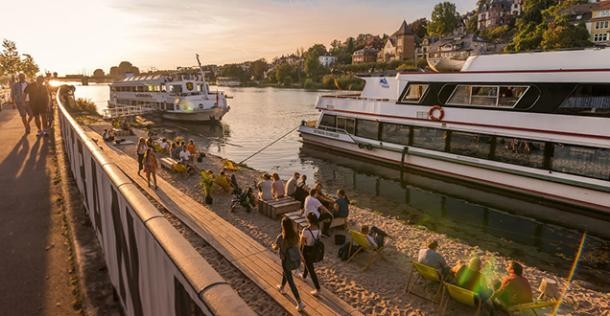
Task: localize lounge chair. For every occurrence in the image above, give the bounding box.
[346,230,387,271]
[439,282,482,316]
[405,261,444,303]
[505,299,557,316]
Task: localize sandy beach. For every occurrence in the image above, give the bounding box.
[88,120,610,316]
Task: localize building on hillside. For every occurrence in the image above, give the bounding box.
[352,48,378,64]
[478,0,522,30]
[318,55,337,67]
[376,20,417,63]
[424,34,498,72]
[591,1,610,45]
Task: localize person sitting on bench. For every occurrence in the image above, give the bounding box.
[320,189,350,234]
[303,189,333,237]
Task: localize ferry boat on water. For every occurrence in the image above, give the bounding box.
[107,55,229,122]
[299,49,610,218]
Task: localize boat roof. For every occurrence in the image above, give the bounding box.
[460,48,610,72]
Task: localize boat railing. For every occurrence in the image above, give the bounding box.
[103,104,157,119]
[320,94,392,102]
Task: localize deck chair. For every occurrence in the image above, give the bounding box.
[345,230,386,271]
[505,299,557,316]
[405,261,444,303]
[439,282,482,316]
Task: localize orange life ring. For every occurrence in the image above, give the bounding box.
[428,105,444,121]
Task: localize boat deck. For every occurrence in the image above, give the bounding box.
[86,130,362,316]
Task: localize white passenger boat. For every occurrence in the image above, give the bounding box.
[107,55,229,122]
[299,49,610,218]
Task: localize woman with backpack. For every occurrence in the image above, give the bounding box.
[300,212,323,296]
[273,217,305,311]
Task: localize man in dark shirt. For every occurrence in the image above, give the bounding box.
[25,76,50,136]
[333,189,350,218]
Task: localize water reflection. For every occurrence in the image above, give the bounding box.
[298,144,609,274]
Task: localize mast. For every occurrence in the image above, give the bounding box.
[195,53,209,98]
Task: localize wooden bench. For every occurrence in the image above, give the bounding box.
[258,197,301,219]
[160,157,179,170]
[284,210,308,232]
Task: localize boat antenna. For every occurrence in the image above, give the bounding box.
[195,53,209,98]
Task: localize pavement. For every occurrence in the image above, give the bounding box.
[0,108,80,315]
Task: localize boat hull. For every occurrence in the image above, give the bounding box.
[161,107,228,122]
[299,128,610,221]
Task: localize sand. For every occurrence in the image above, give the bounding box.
[88,121,610,315]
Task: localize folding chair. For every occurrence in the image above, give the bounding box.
[405,261,444,303]
[345,230,386,271]
[439,282,482,316]
[506,299,557,316]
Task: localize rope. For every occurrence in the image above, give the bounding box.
[238,125,299,165]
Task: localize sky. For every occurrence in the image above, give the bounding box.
[1,0,477,75]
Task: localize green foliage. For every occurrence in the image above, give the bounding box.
[0,39,39,79]
[304,44,328,81]
[303,78,322,90]
[507,0,592,52]
[274,63,296,87]
[68,98,99,116]
[249,59,267,81]
[480,25,511,42]
[428,2,459,37]
[465,12,479,35]
[410,18,429,39]
[218,64,249,82]
[396,62,417,71]
[321,74,364,91]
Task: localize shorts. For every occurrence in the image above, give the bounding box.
[16,102,32,117]
[30,102,47,116]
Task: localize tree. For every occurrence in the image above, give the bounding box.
[93,69,105,78]
[0,39,21,77]
[465,12,479,34]
[541,19,592,50]
[274,63,295,87]
[249,59,267,81]
[410,18,429,39]
[20,54,39,78]
[428,2,460,37]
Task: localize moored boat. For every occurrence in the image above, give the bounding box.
[299,49,610,220]
[107,55,229,122]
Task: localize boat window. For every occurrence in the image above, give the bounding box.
[336,117,355,134]
[356,119,379,140]
[558,84,610,114]
[319,114,336,129]
[447,85,528,107]
[170,85,182,95]
[449,131,492,159]
[412,127,446,151]
[381,123,410,145]
[552,144,610,180]
[137,86,145,92]
[160,85,166,92]
[494,137,545,168]
[401,84,429,103]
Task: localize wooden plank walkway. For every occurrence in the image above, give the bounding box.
[88,131,362,316]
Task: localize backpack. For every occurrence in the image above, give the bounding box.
[285,246,301,270]
[306,228,325,263]
[338,241,360,261]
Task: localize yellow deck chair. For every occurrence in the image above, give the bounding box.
[506,299,557,316]
[223,160,239,171]
[406,261,445,303]
[345,230,385,271]
[439,282,482,316]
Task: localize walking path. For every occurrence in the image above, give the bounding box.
[0,110,80,315]
[86,129,362,316]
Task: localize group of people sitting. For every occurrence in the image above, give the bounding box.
[417,240,534,312]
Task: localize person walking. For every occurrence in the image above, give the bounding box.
[136,137,147,176]
[300,212,322,296]
[273,217,305,312]
[25,76,50,136]
[143,147,158,189]
[10,73,32,134]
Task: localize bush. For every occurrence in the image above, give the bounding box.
[303,78,322,90]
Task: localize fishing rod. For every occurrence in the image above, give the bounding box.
[238,125,299,165]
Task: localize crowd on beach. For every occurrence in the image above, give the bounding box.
[5,73,54,136]
[108,130,548,314]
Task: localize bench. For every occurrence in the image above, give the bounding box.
[284,210,308,231]
[160,157,179,170]
[258,197,301,219]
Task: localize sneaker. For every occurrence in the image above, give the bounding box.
[296,301,305,312]
[276,284,286,294]
[43,130,48,137]
[36,130,43,137]
[310,289,319,297]
[297,272,305,279]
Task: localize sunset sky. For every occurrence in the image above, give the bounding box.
[2,0,476,75]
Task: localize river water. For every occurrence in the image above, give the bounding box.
[74,83,609,278]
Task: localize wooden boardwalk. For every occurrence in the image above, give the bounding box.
[88,131,362,316]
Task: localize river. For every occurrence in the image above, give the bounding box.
[74,83,609,278]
